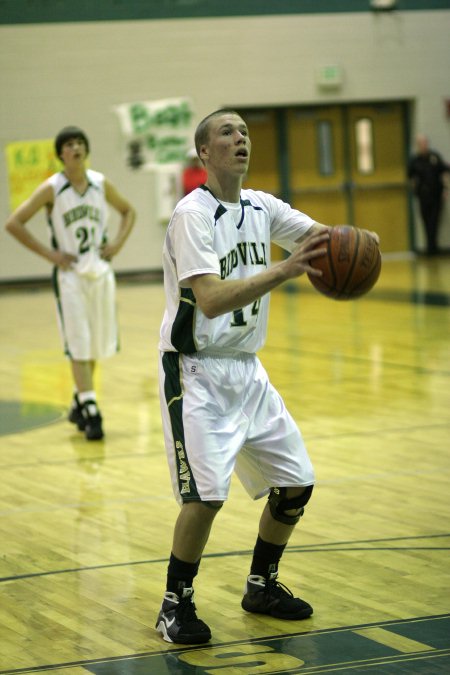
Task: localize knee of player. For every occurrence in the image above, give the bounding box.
[268,485,314,525]
[202,500,224,511]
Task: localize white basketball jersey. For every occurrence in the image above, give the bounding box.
[47,169,110,278]
[159,186,314,354]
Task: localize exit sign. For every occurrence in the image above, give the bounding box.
[316,64,344,89]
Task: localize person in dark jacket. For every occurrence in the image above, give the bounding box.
[408,134,449,255]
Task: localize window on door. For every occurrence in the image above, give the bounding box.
[354,117,374,174]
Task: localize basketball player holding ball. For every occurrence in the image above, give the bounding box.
[156,109,379,644]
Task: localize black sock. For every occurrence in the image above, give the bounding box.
[166,553,200,595]
[250,536,286,578]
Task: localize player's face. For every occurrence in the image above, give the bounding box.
[60,137,87,165]
[200,113,251,177]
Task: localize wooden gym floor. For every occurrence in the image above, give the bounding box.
[0,254,449,674]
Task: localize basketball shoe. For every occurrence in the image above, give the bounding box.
[68,394,86,431]
[155,587,211,644]
[81,401,104,441]
[241,573,313,620]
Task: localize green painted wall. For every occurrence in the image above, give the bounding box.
[1,0,449,25]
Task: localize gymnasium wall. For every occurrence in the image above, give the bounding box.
[1,6,449,281]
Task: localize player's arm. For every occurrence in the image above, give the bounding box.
[190,229,329,319]
[101,180,136,260]
[5,182,77,269]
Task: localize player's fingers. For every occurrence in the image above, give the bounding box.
[307,230,329,242]
[307,246,328,259]
[292,262,323,279]
[292,245,327,266]
[58,253,77,269]
[305,266,323,277]
[302,233,329,253]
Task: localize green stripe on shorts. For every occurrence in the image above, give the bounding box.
[162,352,199,501]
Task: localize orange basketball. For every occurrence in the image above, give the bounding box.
[307,225,381,300]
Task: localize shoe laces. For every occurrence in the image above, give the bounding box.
[265,576,294,600]
[176,590,199,623]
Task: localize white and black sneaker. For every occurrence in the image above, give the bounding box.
[68,394,86,431]
[241,573,313,620]
[155,587,211,644]
[81,401,104,441]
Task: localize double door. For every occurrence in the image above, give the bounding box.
[242,102,410,254]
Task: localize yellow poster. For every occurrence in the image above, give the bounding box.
[5,139,63,211]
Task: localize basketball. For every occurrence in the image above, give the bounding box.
[307,225,381,300]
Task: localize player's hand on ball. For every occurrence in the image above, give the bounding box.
[286,229,329,279]
[307,225,382,300]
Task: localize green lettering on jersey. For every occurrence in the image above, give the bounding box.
[63,205,101,227]
[219,241,267,280]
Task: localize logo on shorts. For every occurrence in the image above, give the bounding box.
[190,365,197,373]
[176,440,191,494]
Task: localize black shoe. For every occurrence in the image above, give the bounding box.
[81,401,104,441]
[155,587,211,644]
[241,573,313,620]
[68,396,86,431]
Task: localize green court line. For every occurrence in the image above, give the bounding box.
[1,533,448,584]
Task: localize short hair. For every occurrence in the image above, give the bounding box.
[54,126,90,157]
[194,109,242,157]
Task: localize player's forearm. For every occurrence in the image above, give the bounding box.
[193,229,330,319]
[195,263,289,319]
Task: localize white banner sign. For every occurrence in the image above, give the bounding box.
[113,97,194,167]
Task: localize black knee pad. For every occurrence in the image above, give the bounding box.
[268,485,314,525]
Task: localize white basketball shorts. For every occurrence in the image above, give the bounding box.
[54,267,119,360]
[159,350,315,505]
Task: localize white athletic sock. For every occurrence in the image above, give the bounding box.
[78,390,96,403]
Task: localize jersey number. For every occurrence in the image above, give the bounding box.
[231,299,261,327]
[76,226,96,254]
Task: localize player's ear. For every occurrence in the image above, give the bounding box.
[199,144,208,162]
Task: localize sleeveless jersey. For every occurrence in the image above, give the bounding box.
[47,169,110,278]
[159,186,314,355]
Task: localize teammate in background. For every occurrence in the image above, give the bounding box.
[5,126,136,440]
[408,134,450,256]
[156,109,379,644]
[182,146,207,195]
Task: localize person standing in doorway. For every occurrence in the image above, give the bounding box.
[408,134,449,255]
[5,126,136,440]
